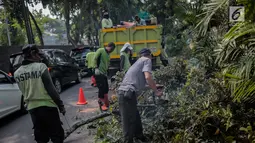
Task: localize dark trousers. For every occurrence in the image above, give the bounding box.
[95,74,109,98]
[29,106,64,143]
[118,90,143,143]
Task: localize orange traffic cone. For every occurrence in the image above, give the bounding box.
[77,88,88,105]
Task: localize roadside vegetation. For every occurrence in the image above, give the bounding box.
[92,0,255,142]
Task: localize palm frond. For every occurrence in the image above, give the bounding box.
[223,22,255,46]
[215,42,245,67]
[233,79,255,103]
[195,0,228,36]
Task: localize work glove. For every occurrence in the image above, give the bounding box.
[95,68,101,76]
[59,106,66,115]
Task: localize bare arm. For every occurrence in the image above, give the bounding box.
[144,71,157,92]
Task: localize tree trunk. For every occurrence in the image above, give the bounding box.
[78,0,85,44]
[89,9,100,46]
[64,0,77,48]
[29,10,44,46]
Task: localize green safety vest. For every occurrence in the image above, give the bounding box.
[14,63,57,110]
[94,48,110,75]
[102,18,113,28]
[86,52,96,69]
[121,52,131,72]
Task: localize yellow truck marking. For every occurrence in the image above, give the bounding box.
[103,40,158,46]
[110,49,161,59]
[132,25,157,30]
[101,25,158,32]
[101,28,126,32]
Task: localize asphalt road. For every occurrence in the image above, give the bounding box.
[0,78,101,143]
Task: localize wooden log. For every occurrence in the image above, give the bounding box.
[64,112,111,139]
[64,105,157,139]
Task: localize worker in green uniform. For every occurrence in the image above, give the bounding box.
[102,12,113,29]
[94,42,116,111]
[120,42,133,73]
[86,48,96,86]
[14,44,66,143]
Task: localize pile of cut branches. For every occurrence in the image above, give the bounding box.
[93,58,255,143]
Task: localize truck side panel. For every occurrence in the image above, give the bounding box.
[99,25,164,76]
[100,25,163,59]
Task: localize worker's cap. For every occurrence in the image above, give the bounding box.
[120,42,133,52]
[139,48,152,56]
[22,44,43,57]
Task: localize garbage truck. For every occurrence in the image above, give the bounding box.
[99,24,168,77]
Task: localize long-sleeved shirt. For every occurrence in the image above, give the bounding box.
[94,48,110,75]
[86,52,96,69]
[14,60,64,110]
[102,18,113,28]
[120,52,131,72]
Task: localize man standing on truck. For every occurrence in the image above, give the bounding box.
[14,44,66,143]
[120,42,133,73]
[134,15,146,26]
[86,47,96,87]
[94,42,116,111]
[102,12,113,29]
[118,48,162,143]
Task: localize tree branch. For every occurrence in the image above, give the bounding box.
[64,0,77,47]
[64,112,111,139]
[29,10,44,46]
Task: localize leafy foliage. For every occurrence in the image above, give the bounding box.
[0,9,26,45]
[93,59,255,143]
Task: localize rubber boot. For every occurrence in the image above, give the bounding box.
[98,98,108,111]
[91,76,96,87]
[101,105,108,111]
[104,94,110,107]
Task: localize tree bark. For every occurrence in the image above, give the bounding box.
[29,10,44,46]
[64,0,77,48]
[89,9,100,46]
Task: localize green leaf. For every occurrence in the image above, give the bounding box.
[240,127,248,132]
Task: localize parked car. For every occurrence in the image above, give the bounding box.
[0,70,26,119]
[9,49,81,93]
[70,46,94,76]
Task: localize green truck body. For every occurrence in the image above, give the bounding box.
[99,25,167,75]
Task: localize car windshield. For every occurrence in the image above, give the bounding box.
[71,49,90,59]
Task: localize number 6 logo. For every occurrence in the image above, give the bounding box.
[230,6,245,22]
[232,8,242,20]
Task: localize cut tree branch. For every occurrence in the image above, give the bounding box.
[29,10,44,46]
[64,112,111,139]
